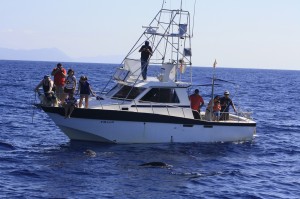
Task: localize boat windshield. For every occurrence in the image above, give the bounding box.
[140,88,180,103]
[112,85,146,100]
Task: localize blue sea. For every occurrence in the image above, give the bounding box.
[0,60,299,198]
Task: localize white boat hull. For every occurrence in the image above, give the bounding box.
[44,108,256,144]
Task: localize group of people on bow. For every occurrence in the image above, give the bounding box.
[34,63,96,118]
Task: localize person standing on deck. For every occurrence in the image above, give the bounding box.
[220,90,236,120]
[77,75,96,108]
[213,96,221,121]
[139,41,152,80]
[51,63,66,103]
[189,89,204,119]
[64,69,77,101]
[205,95,221,121]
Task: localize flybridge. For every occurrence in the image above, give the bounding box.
[101,6,195,95]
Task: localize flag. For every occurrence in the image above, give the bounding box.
[213,59,217,68]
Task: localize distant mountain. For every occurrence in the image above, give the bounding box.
[0,47,72,62]
[0,47,124,64]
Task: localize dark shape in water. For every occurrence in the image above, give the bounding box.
[84,149,96,157]
[139,162,168,167]
[0,142,15,150]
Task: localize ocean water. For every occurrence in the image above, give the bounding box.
[0,60,299,198]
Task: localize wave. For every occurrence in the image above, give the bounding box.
[171,169,241,178]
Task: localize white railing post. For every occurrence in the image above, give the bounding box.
[99,99,104,109]
[151,102,154,114]
[166,105,170,116]
[134,100,138,112]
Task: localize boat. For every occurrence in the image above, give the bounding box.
[36,1,256,143]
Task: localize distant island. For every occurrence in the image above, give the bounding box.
[0,47,122,63]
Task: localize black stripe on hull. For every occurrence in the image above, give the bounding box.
[41,106,256,127]
[131,105,190,108]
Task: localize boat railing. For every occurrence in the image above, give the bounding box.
[35,89,253,122]
[94,97,190,118]
[95,97,252,122]
[218,109,254,122]
[93,98,254,122]
[235,110,254,120]
[136,100,189,118]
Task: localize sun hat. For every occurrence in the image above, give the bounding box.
[224,90,230,95]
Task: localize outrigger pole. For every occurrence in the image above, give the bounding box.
[209,59,217,121]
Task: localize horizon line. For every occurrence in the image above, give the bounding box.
[0,59,299,71]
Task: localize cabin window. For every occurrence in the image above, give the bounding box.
[112,85,146,100]
[140,88,180,103]
[106,84,120,96]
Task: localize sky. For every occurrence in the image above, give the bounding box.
[1,0,300,70]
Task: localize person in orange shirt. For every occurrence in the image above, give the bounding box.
[189,89,204,119]
[51,63,66,103]
[213,96,221,121]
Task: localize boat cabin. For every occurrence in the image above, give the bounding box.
[89,79,194,119]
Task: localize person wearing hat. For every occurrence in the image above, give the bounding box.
[34,75,56,106]
[220,90,236,120]
[51,63,66,102]
[139,41,153,80]
[189,89,204,119]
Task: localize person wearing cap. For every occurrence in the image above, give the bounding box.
[220,90,236,120]
[51,63,66,102]
[139,41,153,80]
[189,89,204,119]
[34,75,56,105]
